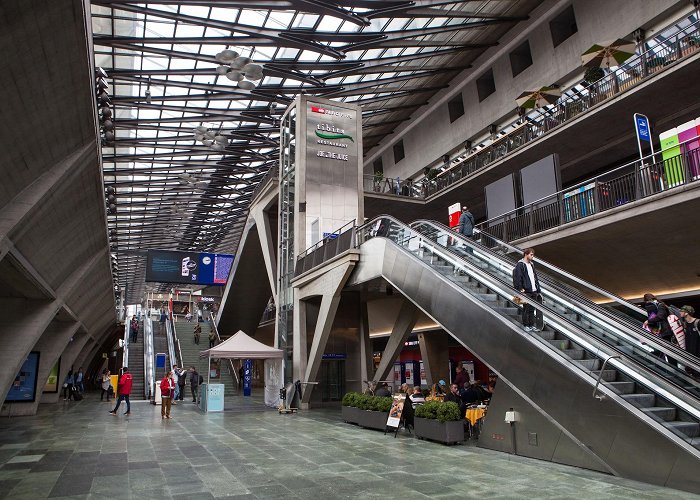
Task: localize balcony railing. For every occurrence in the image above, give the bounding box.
[476,140,700,243]
[364,17,700,201]
[294,220,356,277]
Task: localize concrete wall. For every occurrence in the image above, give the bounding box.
[366,0,687,181]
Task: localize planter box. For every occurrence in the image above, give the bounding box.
[414,417,464,445]
[357,409,389,431]
[341,405,360,424]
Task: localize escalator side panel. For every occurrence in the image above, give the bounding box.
[482,376,609,473]
[351,237,700,491]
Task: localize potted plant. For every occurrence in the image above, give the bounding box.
[357,394,392,430]
[414,401,464,445]
[341,391,361,424]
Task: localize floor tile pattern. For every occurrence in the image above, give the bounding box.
[0,394,697,499]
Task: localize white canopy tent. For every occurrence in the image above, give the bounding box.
[199,330,283,407]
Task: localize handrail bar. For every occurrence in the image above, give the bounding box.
[593,355,621,400]
[411,217,700,373]
[143,313,155,399]
[477,133,700,229]
[122,319,130,368]
[358,215,700,421]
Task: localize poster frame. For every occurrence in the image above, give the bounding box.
[5,351,41,403]
[42,357,61,394]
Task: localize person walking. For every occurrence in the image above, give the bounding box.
[177,366,187,401]
[109,367,133,416]
[130,316,139,342]
[512,247,543,332]
[208,330,216,348]
[63,369,75,401]
[193,323,202,344]
[190,366,200,403]
[171,364,180,404]
[100,369,111,401]
[159,308,167,335]
[160,371,175,419]
[75,367,84,393]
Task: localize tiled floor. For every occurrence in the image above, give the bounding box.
[0,394,698,499]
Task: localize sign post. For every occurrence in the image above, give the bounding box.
[243,359,252,396]
[634,113,655,161]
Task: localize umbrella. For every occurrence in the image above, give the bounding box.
[581,39,636,68]
[515,86,561,109]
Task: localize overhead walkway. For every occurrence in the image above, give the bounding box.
[346,216,700,492]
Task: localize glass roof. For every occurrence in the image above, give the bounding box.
[92,0,543,303]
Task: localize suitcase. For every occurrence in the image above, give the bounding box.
[72,386,83,401]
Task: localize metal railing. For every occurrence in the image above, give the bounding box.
[364,18,700,201]
[165,318,177,372]
[170,319,184,369]
[477,140,700,242]
[250,165,278,202]
[122,319,130,368]
[294,219,356,277]
[144,314,155,399]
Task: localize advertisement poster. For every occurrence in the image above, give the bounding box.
[448,202,461,228]
[386,394,406,429]
[43,358,61,393]
[6,352,40,402]
[146,250,233,286]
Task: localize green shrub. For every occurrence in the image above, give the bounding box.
[436,401,462,422]
[374,397,393,413]
[342,391,360,407]
[584,66,605,84]
[415,401,462,422]
[415,401,440,419]
[356,393,372,410]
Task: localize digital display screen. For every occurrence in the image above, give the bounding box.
[146,250,233,286]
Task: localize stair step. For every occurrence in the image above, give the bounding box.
[606,381,635,394]
[591,369,617,382]
[664,421,700,438]
[563,349,585,360]
[622,393,655,408]
[641,407,676,421]
[548,339,570,350]
[574,359,600,370]
[474,293,498,302]
[535,330,556,340]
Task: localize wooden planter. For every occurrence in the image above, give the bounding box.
[357,409,388,431]
[414,417,465,445]
[341,405,360,424]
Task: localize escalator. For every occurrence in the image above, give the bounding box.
[351,216,700,492]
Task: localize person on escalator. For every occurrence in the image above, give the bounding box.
[457,206,475,253]
[512,248,543,332]
[680,306,700,377]
[643,293,677,366]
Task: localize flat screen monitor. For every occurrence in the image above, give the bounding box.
[146,250,233,286]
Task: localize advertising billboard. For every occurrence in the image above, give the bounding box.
[6,352,40,402]
[146,250,233,286]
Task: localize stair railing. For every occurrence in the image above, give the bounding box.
[122,319,130,368]
[170,318,184,368]
[143,314,155,399]
[165,317,177,372]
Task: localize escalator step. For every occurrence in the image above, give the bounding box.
[622,393,656,407]
[664,421,700,438]
[641,407,677,421]
[563,349,585,360]
[474,293,498,302]
[534,330,555,340]
[548,339,570,350]
[592,369,617,382]
[606,381,635,394]
[574,359,600,370]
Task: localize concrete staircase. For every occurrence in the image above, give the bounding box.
[173,321,239,401]
[127,323,145,400]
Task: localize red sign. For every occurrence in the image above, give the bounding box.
[448,202,461,228]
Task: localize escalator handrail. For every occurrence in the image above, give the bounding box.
[413,218,700,373]
[144,315,155,399]
[475,224,643,318]
[358,216,700,419]
[122,319,130,368]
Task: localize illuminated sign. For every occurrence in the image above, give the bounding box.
[146,250,233,286]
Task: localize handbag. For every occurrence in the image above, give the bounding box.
[512,296,523,305]
[62,383,68,388]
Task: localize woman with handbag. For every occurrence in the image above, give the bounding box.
[160,371,175,419]
[100,369,112,401]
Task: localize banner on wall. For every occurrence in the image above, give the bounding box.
[448,202,461,228]
[43,358,61,393]
[6,352,40,402]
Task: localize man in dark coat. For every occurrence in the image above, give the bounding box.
[512,247,543,332]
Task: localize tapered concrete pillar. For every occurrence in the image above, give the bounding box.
[41,333,91,404]
[418,331,450,387]
[372,299,420,384]
[359,295,373,385]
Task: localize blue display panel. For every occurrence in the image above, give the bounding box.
[146,250,233,285]
[6,352,40,402]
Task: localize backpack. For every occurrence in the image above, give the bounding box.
[667,305,686,349]
[198,374,204,385]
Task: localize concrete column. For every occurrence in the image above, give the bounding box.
[292,292,307,383]
[418,331,450,387]
[3,321,82,415]
[0,298,61,402]
[42,333,91,404]
[372,299,420,384]
[254,208,278,304]
[358,293,373,385]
